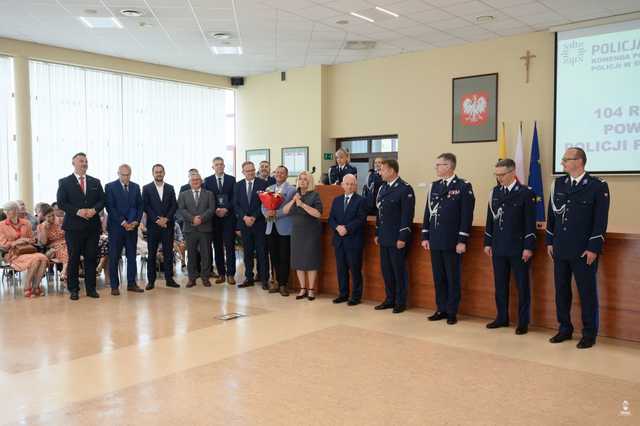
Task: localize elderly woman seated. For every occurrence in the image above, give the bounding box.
[0,201,49,297]
[37,204,69,281]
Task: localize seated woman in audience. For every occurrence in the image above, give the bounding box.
[51,202,65,226]
[35,202,51,225]
[283,171,323,301]
[95,211,110,286]
[0,201,49,297]
[173,221,187,270]
[37,205,69,281]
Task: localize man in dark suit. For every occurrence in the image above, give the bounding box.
[329,174,368,305]
[178,173,216,288]
[105,164,144,295]
[56,152,105,300]
[546,147,610,349]
[204,157,236,285]
[178,168,206,277]
[234,161,269,288]
[374,159,415,314]
[258,160,276,186]
[142,163,179,290]
[421,153,475,325]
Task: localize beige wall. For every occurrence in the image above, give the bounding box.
[238,31,639,233]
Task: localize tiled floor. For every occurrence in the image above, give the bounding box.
[1,266,639,425]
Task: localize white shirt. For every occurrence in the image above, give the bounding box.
[192,189,201,202]
[441,175,455,186]
[571,171,586,186]
[121,181,129,192]
[215,174,225,189]
[154,182,164,201]
[388,177,399,187]
[74,173,86,195]
[504,180,517,193]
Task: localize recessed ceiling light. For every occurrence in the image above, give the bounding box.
[336,19,349,25]
[476,15,495,23]
[78,16,123,29]
[84,9,98,15]
[138,22,153,28]
[120,9,144,17]
[211,46,243,55]
[350,12,375,23]
[208,32,232,40]
[375,6,399,18]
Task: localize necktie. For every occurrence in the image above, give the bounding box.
[571,180,578,188]
[194,190,200,205]
[79,176,85,194]
[124,184,129,193]
[503,186,509,195]
[217,177,222,191]
[344,196,350,212]
[247,181,253,200]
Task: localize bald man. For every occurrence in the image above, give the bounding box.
[328,174,368,305]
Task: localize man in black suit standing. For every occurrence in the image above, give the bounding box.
[204,157,236,285]
[143,163,180,290]
[56,152,105,300]
[328,174,368,305]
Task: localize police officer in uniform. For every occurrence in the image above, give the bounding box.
[483,158,536,335]
[328,148,358,185]
[421,153,475,325]
[362,156,384,215]
[374,159,415,314]
[546,147,610,349]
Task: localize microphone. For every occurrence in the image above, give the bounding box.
[311,166,316,174]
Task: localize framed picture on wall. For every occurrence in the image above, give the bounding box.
[282,147,308,176]
[246,148,270,165]
[452,73,498,143]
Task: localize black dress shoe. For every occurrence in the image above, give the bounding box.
[87,291,100,298]
[238,280,255,288]
[333,296,348,304]
[145,283,155,291]
[577,337,596,349]
[127,285,144,293]
[549,332,572,343]
[447,315,458,325]
[347,300,361,306]
[374,303,393,310]
[486,320,509,329]
[515,325,529,335]
[261,283,269,290]
[70,292,79,300]
[428,311,448,321]
[166,279,180,288]
[392,305,406,314]
[111,288,120,296]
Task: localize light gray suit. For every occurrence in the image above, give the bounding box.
[178,188,216,280]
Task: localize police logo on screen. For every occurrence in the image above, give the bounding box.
[560,40,586,66]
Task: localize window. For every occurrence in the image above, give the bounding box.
[0,56,17,203]
[29,60,235,205]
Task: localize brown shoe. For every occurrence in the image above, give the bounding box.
[268,281,279,293]
[227,276,236,285]
[279,286,290,297]
[215,276,225,284]
[111,288,120,296]
[203,278,212,287]
[186,279,197,288]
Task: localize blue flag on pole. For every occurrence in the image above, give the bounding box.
[527,121,545,221]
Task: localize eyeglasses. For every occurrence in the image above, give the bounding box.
[493,170,513,177]
[561,157,579,162]
[434,163,449,167]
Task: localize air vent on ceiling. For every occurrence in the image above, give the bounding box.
[344,40,377,50]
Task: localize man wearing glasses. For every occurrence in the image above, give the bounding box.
[421,153,475,325]
[483,158,536,335]
[546,147,610,349]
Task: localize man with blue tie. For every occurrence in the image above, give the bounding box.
[204,157,237,285]
[105,164,144,295]
[329,174,368,305]
[421,153,475,325]
[142,163,179,290]
[483,159,536,335]
[234,161,269,288]
[374,159,415,314]
[546,147,610,349]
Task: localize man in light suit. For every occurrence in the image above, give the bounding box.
[262,165,296,296]
[56,152,105,300]
[105,164,144,295]
[177,173,216,288]
[328,174,368,305]
[142,163,179,290]
[234,161,269,288]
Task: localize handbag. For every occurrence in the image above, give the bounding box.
[9,243,37,258]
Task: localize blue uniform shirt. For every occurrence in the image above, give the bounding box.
[328,163,358,185]
[376,177,416,246]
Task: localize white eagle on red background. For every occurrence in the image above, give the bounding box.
[461,92,489,125]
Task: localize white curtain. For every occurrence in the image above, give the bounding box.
[0,56,17,204]
[29,60,235,205]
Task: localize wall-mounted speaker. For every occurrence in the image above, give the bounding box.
[230,76,244,86]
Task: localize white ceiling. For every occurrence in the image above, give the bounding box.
[0,0,638,76]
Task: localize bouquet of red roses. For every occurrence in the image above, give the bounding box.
[259,189,284,221]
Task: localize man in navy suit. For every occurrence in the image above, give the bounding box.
[204,157,237,285]
[142,163,179,290]
[105,164,144,295]
[234,161,269,288]
[56,152,105,300]
[328,174,368,305]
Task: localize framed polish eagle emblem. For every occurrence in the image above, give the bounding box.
[452,73,498,143]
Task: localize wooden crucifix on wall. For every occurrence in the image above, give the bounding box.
[520,50,536,83]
